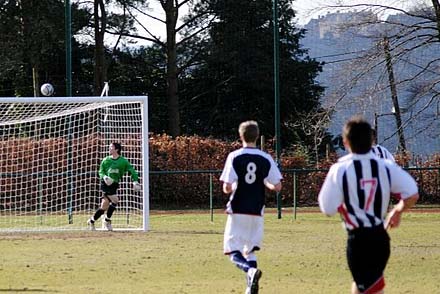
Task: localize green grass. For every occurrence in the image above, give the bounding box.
[0,212,439,293]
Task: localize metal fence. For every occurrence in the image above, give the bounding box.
[150,166,440,220]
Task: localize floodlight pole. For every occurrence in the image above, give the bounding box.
[273,0,282,219]
[65,0,73,224]
[65,0,72,97]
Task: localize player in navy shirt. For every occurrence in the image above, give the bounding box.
[319,117,418,294]
[220,120,282,294]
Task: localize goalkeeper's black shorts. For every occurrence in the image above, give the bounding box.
[100,180,119,195]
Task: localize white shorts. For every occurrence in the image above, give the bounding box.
[223,214,264,256]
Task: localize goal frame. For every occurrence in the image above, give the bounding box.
[0,96,150,232]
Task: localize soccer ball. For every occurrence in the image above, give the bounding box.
[40,83,54,96]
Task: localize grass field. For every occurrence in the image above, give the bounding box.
[0,211,439,293]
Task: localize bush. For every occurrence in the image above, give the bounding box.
[0,134,438,210]
[148,135,439,208]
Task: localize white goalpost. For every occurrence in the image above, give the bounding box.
[0,96,149,232]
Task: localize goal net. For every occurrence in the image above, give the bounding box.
[0,96,149,232]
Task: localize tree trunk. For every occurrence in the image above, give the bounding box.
[33,67,39,97]
[383,37,406,152]
[21,0,41,97]
[94,0,107,96]
[164,0,180,136]
[432,0,440,39]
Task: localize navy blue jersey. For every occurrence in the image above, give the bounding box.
[220,147,282,216]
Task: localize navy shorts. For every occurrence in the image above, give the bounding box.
[346,225,390,293]
[100,180,119,196]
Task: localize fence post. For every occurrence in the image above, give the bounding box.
[437,167,440,201]
[293,171,297,220]
[210,173,213,222]
[419,169,424,203]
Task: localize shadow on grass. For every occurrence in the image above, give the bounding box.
[151,230,223,235]
[0,289,59,292]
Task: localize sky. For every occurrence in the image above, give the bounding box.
[110,0,433,46]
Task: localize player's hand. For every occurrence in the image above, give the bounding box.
[384,208,402,230]
[103,176,114,186]
[133,181,142,191]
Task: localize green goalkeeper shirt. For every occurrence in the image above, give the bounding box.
[99,156,139,183]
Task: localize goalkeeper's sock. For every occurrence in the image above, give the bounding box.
[106,203,117,219]
[92,208,105,222]
[230,251,251,273]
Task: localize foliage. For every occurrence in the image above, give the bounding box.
[0,0,89,97]
[179,0,324,145]
[0,134,438,209]
[0,1,25,96]
[149,134,240,208]
[0,0,437,164]
[148,135,438,208]
[396,152,440,204]
[105,45,169,133]
[1,0,324,152]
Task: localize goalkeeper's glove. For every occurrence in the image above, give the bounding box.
[133,181,142,191]
[103,176,114,186]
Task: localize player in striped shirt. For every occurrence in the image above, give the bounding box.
[220,121,282,294]
[371,129,395,162]
[318,117,419,294]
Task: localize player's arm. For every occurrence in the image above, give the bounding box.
[264,180,282,192]
[223,182,233,194]
[265,157,283,192]
[385,193,419,229]
[125,159,141,191]
[99,158,114,185]
[384,163,419,229]
[126,160,139,182]
[382,146,396,162]
[220,153,237,194]
[387,151,396,163]
[98,158,107,179]
[318,164,343,216]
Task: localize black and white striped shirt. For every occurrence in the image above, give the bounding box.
[220,147,282,216]
[372,144,395,162]
[318,153,418,231]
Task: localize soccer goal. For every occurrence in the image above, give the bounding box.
[0,96,149,232]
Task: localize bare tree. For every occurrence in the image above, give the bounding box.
[93,0,107,96]
[295,109,332,166]
[105,0,216,136]
[74,0,214,136]
[382,37,406,151]
[307,1,440,154]
[75,0,144,95]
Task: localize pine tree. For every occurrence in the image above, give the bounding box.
[180,0,324,145]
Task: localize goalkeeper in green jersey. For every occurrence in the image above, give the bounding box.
[87,142,141,231]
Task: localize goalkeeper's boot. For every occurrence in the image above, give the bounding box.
[87,219,96,231]
[104,218,113,231]
[247,268,262,294]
